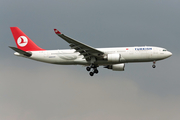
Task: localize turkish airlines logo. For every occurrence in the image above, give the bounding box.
[17,36,28,47]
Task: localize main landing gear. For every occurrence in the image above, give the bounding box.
[86,64,99,76]
[152,61,156,68]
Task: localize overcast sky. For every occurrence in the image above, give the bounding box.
[1,0,180,120]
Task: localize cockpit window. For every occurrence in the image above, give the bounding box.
[163,49,167,51]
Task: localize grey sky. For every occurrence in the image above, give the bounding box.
[1,0,180,120]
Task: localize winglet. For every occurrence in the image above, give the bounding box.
[54,29,61,34]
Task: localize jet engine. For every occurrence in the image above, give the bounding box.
[104,63,125,71]
[107,54,121,62]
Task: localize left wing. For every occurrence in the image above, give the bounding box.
[54,29,104,61]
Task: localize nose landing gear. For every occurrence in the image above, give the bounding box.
[152,61,156,68]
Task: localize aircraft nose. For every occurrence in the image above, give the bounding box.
[167,51,172,57]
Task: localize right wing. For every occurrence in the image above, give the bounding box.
[54,29,105,61]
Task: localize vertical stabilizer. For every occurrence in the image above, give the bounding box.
[10,27,44,51]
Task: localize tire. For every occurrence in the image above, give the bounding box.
[94,69,99,74]
[86,67,91,71]
[89,72,94,76]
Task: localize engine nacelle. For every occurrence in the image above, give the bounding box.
[105,63,125,71]
[107,54,121,62]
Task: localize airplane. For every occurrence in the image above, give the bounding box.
[9,27,172,76]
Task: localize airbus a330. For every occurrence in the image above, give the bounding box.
[9,27,172,76]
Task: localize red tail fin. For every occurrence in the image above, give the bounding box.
[10,27,45,51]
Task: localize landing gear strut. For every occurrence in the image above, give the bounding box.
[86,64,99,76]
[152,61,156,68]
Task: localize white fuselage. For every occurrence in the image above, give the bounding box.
[14,46,172,66]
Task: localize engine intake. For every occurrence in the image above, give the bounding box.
[104,63,125,71]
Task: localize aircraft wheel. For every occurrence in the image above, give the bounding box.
[94,69,99,74]
[86,67,91,71]
[89,72,94,76]
[152,65,156,68]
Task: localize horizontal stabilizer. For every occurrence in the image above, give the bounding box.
[9,46,32,57]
